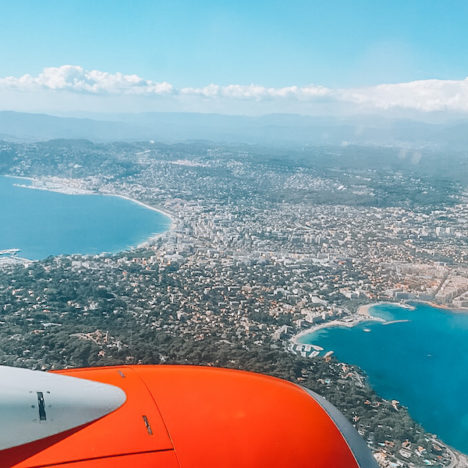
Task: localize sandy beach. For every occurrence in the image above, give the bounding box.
[291,314,385,345]
[357,303,375,316]
[109,193,175,224]
[291,299,467,347]
[292,301,417,346]
[357,301,414,316]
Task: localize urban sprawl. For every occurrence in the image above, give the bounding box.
[0,140,467,467]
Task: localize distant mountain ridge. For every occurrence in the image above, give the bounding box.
[0,111,145,142]
[2,110,468,148]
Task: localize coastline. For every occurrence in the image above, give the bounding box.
[13,183,93,195]
[103,193,175,249]
[107,192,174,225]
[2,174,175,256]
[358,301,415,317]
[292,301,415,346]
[291,313,385,346]
[291,300,468,459]
[4,174,35,181]
[411,300,468,314]
[291,299,467,347]
[5,174,174,221]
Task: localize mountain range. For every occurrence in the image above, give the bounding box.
[2,110,468,148]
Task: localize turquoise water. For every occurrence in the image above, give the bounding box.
[299,303,468,453]
[0,176,170,259]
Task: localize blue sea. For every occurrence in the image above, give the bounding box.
[0,175,170,259]
[299,303,468,453]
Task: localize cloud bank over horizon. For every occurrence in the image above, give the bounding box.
[1,65,468,115]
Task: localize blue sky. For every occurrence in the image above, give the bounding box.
[1,0,468,114]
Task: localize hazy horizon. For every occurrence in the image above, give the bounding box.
[2,1,468,117]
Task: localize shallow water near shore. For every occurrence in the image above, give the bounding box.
[298,302,468,453]
[0,175,170,259]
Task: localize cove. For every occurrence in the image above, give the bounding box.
[298,302,468,454]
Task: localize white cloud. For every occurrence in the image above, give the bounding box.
[0,65,174,95]
[339,78,468,112]
[1,65,468,113]
[179,83,331,100]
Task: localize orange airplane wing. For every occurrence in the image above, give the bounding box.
[0,365,378,468]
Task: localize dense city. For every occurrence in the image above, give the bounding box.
[0,139,467,467]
